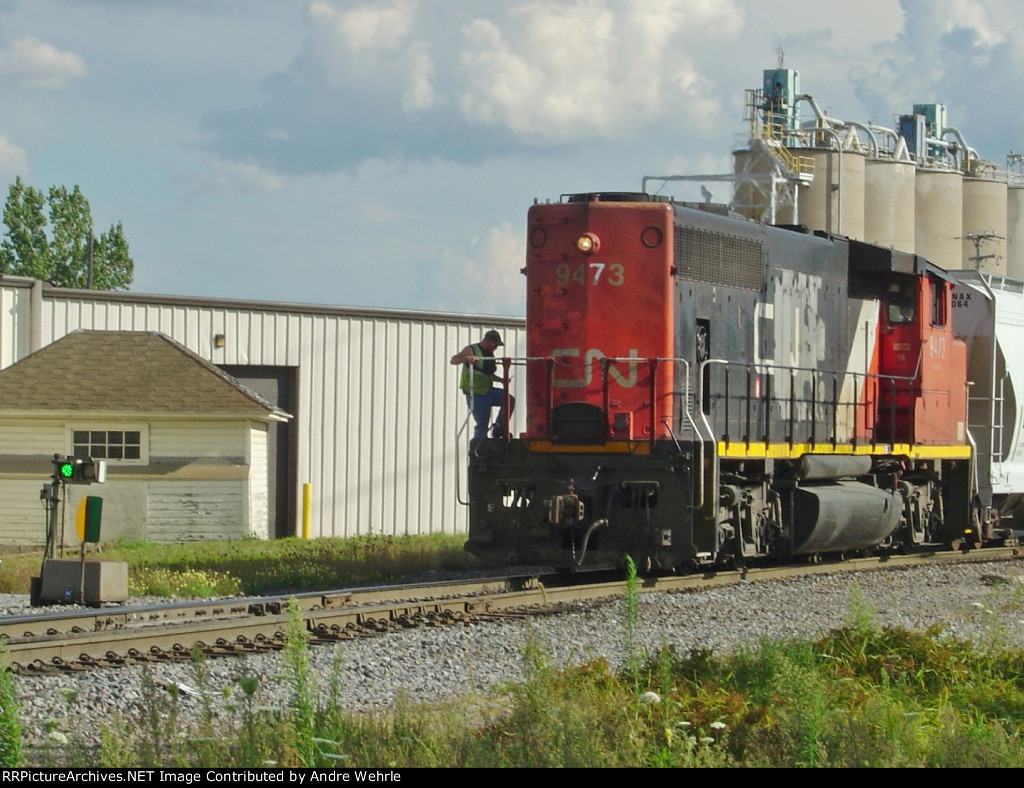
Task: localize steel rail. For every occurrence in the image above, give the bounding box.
[0,574,530,641]
[3,548,1021,673]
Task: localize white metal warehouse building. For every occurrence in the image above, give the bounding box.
[0,276,526,545]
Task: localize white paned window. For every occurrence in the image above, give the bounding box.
[71,427,147,463]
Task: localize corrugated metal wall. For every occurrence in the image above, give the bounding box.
[0,278,526,539]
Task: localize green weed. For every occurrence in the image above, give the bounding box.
[622,555,642,691]
[129,566,241,597]
[0,647,21,766]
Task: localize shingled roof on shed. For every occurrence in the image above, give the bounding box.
[0,330,290,419]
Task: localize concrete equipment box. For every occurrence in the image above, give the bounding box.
[36,559,129,605]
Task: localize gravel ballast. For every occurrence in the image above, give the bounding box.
[7,558,1024,752]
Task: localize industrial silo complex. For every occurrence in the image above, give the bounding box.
[724,67,1022,278]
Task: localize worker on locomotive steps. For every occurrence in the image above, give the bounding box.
[451,329,515,441]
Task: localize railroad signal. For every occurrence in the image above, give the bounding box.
[78,458,106,484]
[51,456,106,485]
[56,459,76,480]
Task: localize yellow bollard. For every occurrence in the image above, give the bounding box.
[302,483,311,539]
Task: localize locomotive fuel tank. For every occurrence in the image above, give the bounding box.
[785,482,901,554]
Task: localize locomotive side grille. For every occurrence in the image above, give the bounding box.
[674,226,763,290]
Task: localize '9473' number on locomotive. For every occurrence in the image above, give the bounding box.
[556,262,625,287]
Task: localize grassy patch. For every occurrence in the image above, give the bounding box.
[0,534,482,597]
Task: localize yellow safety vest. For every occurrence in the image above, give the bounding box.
[459,344,495,395]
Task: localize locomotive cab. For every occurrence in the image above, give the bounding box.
[875,270,967,446]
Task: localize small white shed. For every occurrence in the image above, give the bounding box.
[0,330,290,546]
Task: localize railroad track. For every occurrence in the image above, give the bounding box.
[3,547,1021,674]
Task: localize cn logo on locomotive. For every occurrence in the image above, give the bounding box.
[550,348,641,388]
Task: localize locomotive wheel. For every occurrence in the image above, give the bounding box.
[946,526,983,553]
[947,536,982,553]
[950,502,987,552]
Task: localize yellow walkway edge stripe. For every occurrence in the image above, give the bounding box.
[521,440,972,460]
[717,442,972,460]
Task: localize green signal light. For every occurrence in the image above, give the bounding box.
[58,462,75,479]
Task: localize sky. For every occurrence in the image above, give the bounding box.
[1,0,1023,318]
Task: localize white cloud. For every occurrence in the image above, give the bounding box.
[204,0,745,171]
[0,35,87,90]
[436,221,525,314]
[846,0,1024,154]
[456,0,741,142]
[208,159,285,194]
[0,132,29,182]
[318,0,415,52]
[401,45,436,112]
[907,0,1006,47]
[306,0,423,90]
[356,201,401,224]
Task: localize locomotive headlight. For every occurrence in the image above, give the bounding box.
[576,232,600,254]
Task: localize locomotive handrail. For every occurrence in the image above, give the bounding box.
[505,354,689,443]
[604,356,708,509]
[600,356,691,442]
[455,410,473,506]
[482,355,547,441]
[698,352,930,449]
[487,348,934,449]
[491,353,710,511]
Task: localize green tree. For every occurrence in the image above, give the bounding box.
[0,177,134,290]
[91,222,134,291]
[1,177,49,279]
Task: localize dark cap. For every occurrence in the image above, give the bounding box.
[483,329,503,347]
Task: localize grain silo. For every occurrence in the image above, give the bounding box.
[864,157,916,251]
[1006,185,1024,278]
[1005,157,1024,278]
[962,174,1008,274]
[799,145,866,239]
[915,167,964,271]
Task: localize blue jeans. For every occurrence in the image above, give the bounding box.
[466,388,515,439]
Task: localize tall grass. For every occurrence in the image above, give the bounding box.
[622,555,642,689]
[0,647,21,767]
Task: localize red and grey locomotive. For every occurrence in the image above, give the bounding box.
[464,192,995,572]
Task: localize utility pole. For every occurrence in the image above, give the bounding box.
[960,232,1003,271]
[86,231,94,289]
